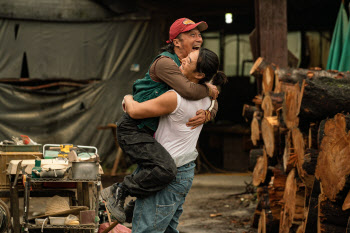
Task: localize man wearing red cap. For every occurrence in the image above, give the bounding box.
[101,18,219,224]
[166,18,208,61]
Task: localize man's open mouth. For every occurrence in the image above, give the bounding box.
[193,46,200,50]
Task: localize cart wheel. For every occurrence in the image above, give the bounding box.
[0,199,10,233]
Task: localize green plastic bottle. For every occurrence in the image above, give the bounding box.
[31,158,42,178]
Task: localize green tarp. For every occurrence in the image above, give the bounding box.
[0,19,163,168]
[327,2,348,70]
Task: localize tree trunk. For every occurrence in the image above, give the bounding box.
[318,193,350,233]
[275,67,309,85]
[257,58,350,122]
[300,76,350,122]
[276,66,350,83]
[315,113,350,201]
[261,116,279,157]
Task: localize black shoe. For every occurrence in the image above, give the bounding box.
[124,199,135,223]
[100,183,119,202]
[106,186,128,223]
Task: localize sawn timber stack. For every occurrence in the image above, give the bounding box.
[244,57,350,233]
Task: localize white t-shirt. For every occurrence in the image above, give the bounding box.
[155,90,211,167]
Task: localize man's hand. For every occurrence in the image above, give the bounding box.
[205,83,219,100]
[123,95,133,112]
[186,109,206,129]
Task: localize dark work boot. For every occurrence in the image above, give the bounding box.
[100,183,119,202]
[106,186,128,223]
[124,199,135,223]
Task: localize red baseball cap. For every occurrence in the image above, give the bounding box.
[166,18,208,43]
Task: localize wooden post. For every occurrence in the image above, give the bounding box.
[255,0,288,68]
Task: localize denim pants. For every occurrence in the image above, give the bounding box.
[131,161,195,233]
[117,113,177,198]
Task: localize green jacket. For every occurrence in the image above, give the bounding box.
[132,51,181,132]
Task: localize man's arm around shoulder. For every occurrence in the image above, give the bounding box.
[124,91,177,119]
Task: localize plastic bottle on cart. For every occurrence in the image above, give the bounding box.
[31,158,42,178]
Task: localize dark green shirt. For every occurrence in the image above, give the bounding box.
[132,52,181,131]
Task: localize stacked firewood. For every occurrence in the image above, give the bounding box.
[244,57,350,233]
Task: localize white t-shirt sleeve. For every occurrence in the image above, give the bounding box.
[167,90,181,114]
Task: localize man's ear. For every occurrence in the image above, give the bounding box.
[173,38,181,47]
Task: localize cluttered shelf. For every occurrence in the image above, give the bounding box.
[0,141,104,233]
[30,178,101,183]
[25,223,96,229]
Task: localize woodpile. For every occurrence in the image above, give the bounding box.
[245,57,350,233]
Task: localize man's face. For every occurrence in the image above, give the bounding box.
[179,50,200,81]
[175,28,203,59]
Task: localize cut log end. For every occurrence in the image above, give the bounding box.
[262,66,275,94]
[251,116,261,146]
[279,169,297,232]
[250,149,264,171]
[253,149,268,187]
[315,113,350,201]
[250,57,265,76]
[258,209,267,233]
[282,82,301,129]
[261,117,279,157]
[292,128,306,180]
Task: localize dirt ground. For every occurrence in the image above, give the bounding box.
[175,175,258,233]
[176,190,257,233]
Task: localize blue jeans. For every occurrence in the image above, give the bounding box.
[132,161,195,233]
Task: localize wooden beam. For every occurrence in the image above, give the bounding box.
[255,0,288,68]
